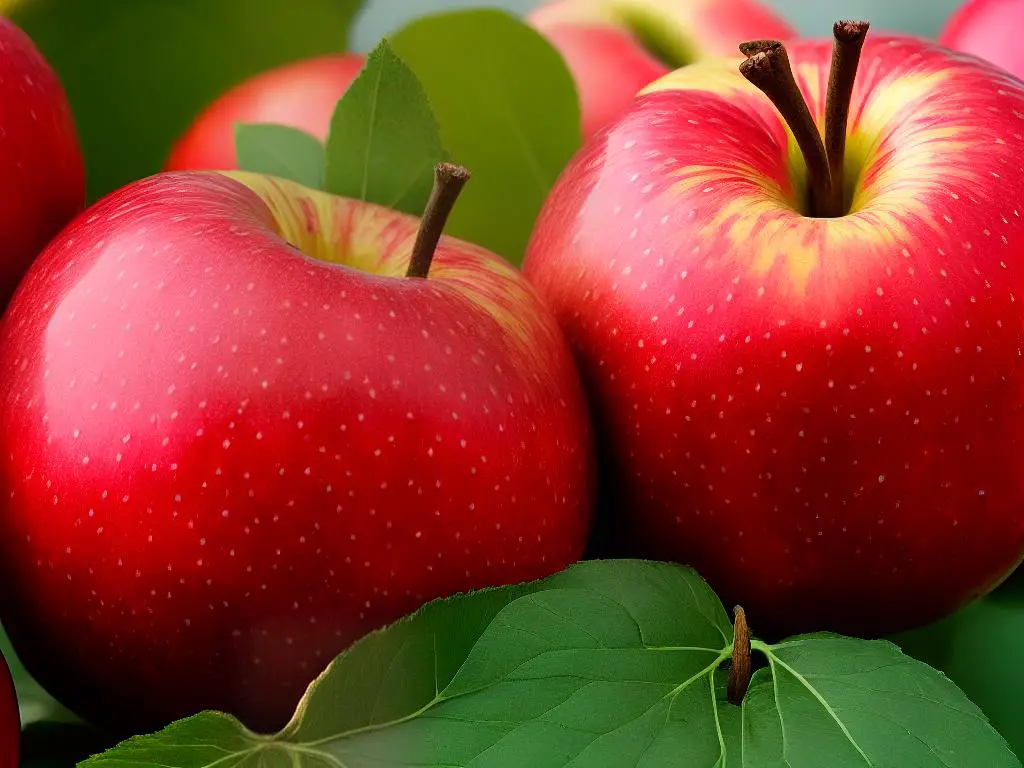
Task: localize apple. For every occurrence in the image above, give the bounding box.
[0,164,595,734]
[522,22,1024,638]
[939,0,1024,81]
[0,16,85,307]
[164,52,365,171]
[528,0,796,137]
[0,651,16,768]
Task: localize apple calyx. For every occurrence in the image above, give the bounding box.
[405,162,472,279]
[739,20,869,218]
[726,605,752,706]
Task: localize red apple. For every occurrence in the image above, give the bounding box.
[528,0,797,137]
[522,25,1024,638]
[0,652,16,768]
[0,16,85,306]
[164,52,365,172]
[0,166,595,733]
[939,0,1024,81]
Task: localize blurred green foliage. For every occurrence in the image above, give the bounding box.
[5,0,364,201]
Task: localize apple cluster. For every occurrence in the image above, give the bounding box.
[0,0,1023,756]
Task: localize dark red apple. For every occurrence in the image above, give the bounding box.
[0,652,16,768]
[0,16,85,306]
[940,0,1024,80]
[165,52,365,171]
[0,167,595,733]
[529,0,797,136]
[522,25,1024,638]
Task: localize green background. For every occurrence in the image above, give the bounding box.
[350,0,962,50]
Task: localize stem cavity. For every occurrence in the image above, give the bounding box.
[825,20,870,216]
[727,606,752,706]
[738,20,870,218]
[405,162,471,279]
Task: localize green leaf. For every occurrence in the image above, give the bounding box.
[0,623,74,728]
[324,39,448,215]
[78,560,1018,768]
[1,625,117,765]
[737,669,788,767]
[893,568,1024,760]
[390,9,581,264]
[753,634,1020,766]
[234,125,326,190]
[5,0,365,201]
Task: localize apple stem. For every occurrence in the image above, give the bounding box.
[727,605,752,706]
[739,41,834,217]
[738,39,781,58]
[824,20,870,216]
[405,162,472,279]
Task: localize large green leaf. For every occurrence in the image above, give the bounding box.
[4,0,365,201]
[893,568,1024,760]
[755,634,1016,766]
[390,9,581,264]
[235,125,326,190]
[324,39,448,215]
[78,560,1018,767]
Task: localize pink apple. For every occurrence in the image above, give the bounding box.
[522,25,1024,638]
[940,0,1024,81]
[0,652,15,768]
[165,52,365,171]
[0,16,85,307]
[529,0,797,136]
[0,167,595,733]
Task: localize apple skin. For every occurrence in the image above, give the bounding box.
[0,170,595,733]
[522,34,1024,638]
[0,16,85,307]
[939,0,1024,81]
[164,53,365,171]
[0,652,16,768]
[528,0,797,137]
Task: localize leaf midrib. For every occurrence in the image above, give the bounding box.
[293,642,728,751]
[358,50,386,202]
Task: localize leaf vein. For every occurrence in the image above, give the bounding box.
[769,654,874,766]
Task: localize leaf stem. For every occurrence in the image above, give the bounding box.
[405,162,471,279]
[727,606,752,706]
[824,20,870,216]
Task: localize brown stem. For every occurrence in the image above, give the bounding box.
[739,39,782,58]
[739,41,833,217]
[824,20,870,216]
[405,162,471,279]
[727,606,752,706]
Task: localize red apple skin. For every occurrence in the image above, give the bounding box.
[522,34,1024,638]
[0,653,16,768]
[940,0,1024,81]
[0,171,595,733]
[0,17,85,306]
[529,0,797,136]
[164,53,365,172]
